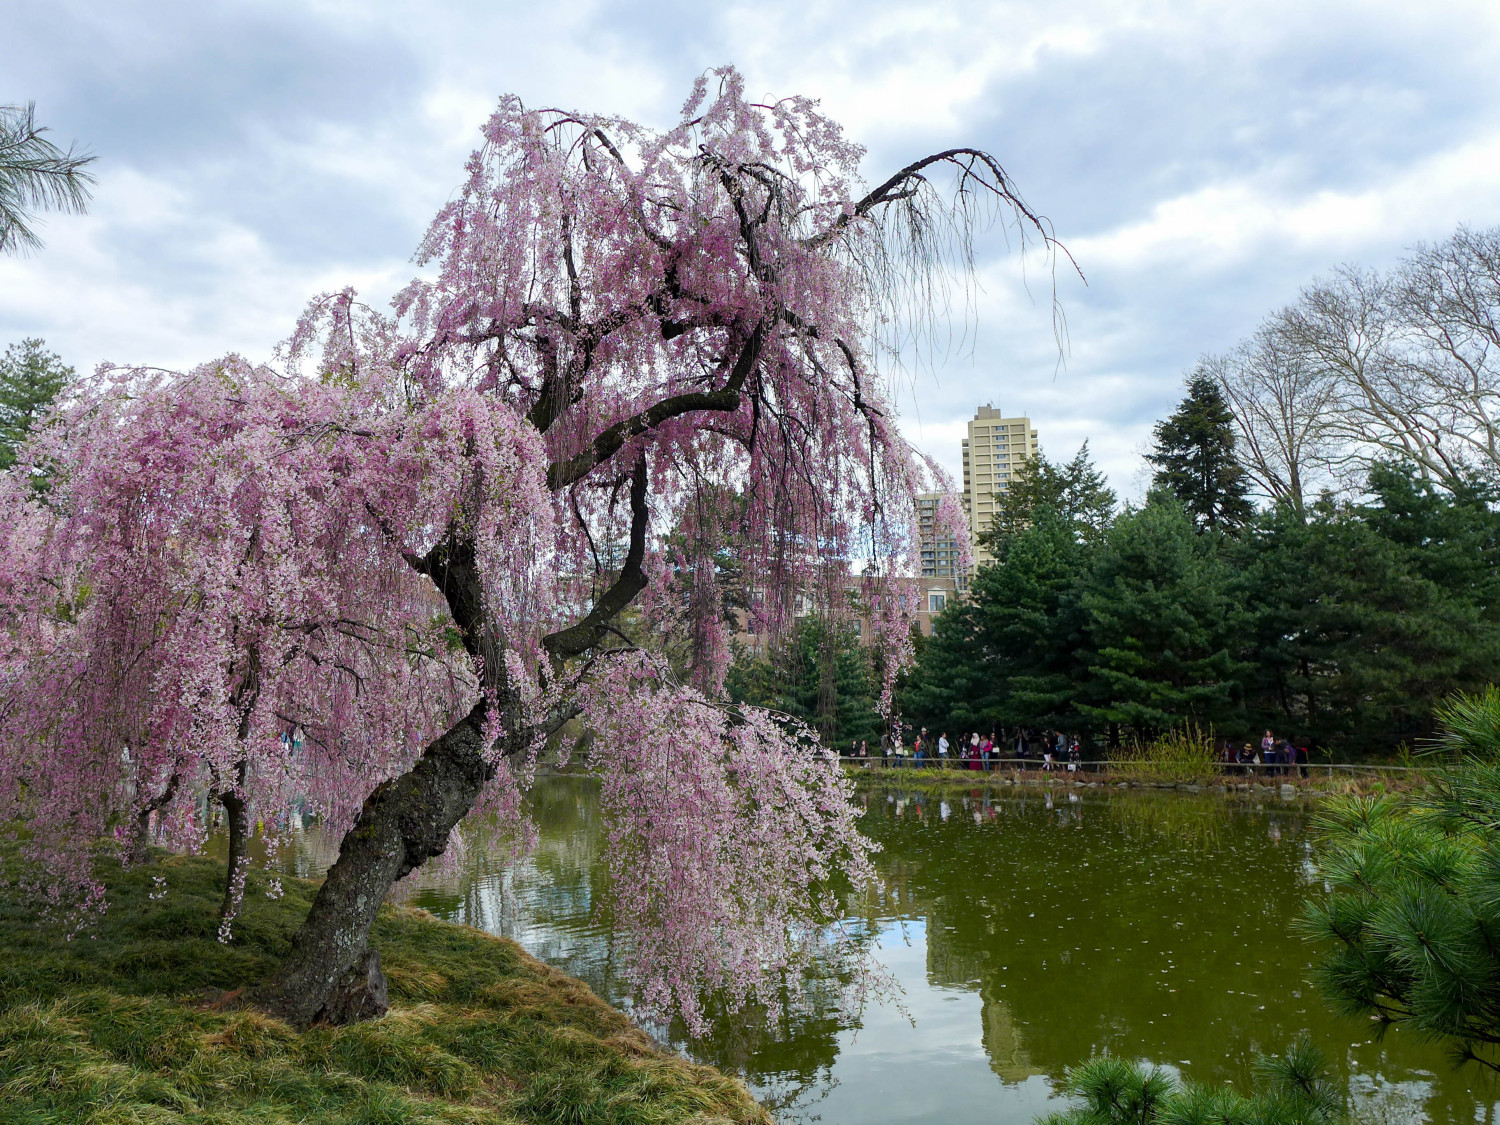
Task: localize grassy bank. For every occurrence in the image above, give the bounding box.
[845,763,1419,798]
[0,851,767,1125]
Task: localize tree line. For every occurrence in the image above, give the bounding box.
[731,224,1500,758]
[903,434,1500,756]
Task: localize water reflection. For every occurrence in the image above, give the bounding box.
[287,776,1491,1124]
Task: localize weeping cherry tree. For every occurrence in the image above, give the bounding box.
[0,68,1060,1030]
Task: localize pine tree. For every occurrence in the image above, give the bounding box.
[982,440,1116,559]
[1147,371,1254,533]
[1303,687,1500,1074]
[1036,1038,1346,1124]
[726,617,883,749]
[905,508,1093,734]
[0,337,72,469]
[1078,493,1247,736]
[1231,465,1500,754]
[0,102,95,255]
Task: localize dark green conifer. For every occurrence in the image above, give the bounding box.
[0,337,72,470]
[1147,371,1255,533]
[982,440,1116,559]
[1076,493,1247,736]
[1303,687,1500,1074]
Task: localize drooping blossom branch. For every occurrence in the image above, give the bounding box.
[1,67,1059,1026]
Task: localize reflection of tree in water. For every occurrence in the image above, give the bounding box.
[925,919,1044,1084]
[268,777,1479,1123]
[1097,790,1226,849]
[674,995,842,1123]
[854,784,1474,1120]
[398,775,885,1119]
[667,916,890,1123]
[396,775,623,993]
[1097,789,1313,852]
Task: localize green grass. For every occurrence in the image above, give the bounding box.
[0,852,768,1125]
[846,763,1418,797]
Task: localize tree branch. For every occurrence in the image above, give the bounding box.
[543,452,650,662]
[546,320,765,489]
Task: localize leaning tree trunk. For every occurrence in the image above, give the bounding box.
[258,702,495,1026]
[218,783,250,924]
[260,475,636,1025]
[129,771,180,864]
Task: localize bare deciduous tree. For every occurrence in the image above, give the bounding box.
[1206,322,1338,511]
[1391,225,1500,475]
[1218,226,1500,498]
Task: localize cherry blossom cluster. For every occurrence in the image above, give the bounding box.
[0,356,552,924]
[0,68,1002,1021]
[577,652,876,1035]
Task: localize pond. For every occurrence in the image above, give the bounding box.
[289,775,1491,1124]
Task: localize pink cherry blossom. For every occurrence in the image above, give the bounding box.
[1,67,1056,1024]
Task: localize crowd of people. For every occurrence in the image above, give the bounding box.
[1218,730,1312,777]
[838,726,1316,777]
[844,728,1085,771]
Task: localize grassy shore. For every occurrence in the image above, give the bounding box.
[0,851,767,1125]
[844,762,1419,797]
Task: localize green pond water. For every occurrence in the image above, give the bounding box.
[294,775,1493,1123]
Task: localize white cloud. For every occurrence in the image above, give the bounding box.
[1072,129,1500,274]
[5,0,1500,503]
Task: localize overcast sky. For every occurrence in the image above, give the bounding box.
[4,0,1500,498]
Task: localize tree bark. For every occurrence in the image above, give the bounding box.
[258,702,495,1026]
[130,770,180,864]
[260,341,683,1025]
[218,774,250,924]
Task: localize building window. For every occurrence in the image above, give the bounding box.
[928,592,946,613]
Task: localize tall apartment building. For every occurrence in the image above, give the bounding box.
[914,492,964,582]
[961,404,1038,567]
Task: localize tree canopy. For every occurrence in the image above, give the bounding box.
[1303,688,1500,1074]
[727,617,885,750]
[0,337,72,470]
[901,460,1500,753]
[979,440,1115,559]
[0,69,1054,1030]
[1147,371,1255,533]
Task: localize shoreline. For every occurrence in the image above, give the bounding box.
[0,849,768,1125]
[844,763,1419,798]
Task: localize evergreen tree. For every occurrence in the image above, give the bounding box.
[0,337,72,469]
[1303,688,1500,1073]
[726,617,883,749]
[1147,370,1255,533]
[0,103,95,255]
[1037,1038,1345,1125]
[1077,493,1247,737]
[905,508,1093,734]
[982,441,1116,559]
[1232,466,1500,754]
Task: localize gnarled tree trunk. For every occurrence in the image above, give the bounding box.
[260,465,648,1026]
[218,782,250,924]
[259,704,493,1025]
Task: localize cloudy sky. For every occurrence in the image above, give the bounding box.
[5,0,1500,497]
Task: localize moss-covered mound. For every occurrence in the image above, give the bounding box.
[0,853,768,1125]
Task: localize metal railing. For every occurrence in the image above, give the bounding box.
[833,755,1427,779]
